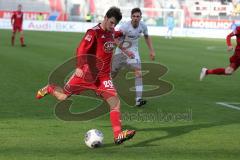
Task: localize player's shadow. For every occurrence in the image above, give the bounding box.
[102,142,117,148]
[101,120,238,148]
[123,121,237,148]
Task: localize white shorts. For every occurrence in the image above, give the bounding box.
[111,53,141,75]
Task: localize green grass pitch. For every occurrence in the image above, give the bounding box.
[0,29,239,160]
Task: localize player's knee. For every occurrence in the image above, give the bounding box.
[56,94,68,101]
[225,72,232,75]
[135,71,142,78]
[225,68,234,75]
[106,96,120,111]
[110,101,120,112]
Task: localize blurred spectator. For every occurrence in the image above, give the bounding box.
[48,10,59,21]
[170,4,175,9]
[233,2,240,16]
[231,20,240,30]
[165,12,175,39]
[36,12,44,20]
[85,13,92,22]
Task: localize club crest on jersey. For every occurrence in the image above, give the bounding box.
[103,41,114,53]
[85,34,92,41]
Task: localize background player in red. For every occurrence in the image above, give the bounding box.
[36,7,135,145]
[11,4,26,47]
[200,26,240,80]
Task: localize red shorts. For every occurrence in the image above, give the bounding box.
[63,74,117,100]
[230,48,240,69]
[13,25,22,32]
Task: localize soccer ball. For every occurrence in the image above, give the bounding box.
[84,129,104,148]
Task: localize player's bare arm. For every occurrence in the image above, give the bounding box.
[75,68,84,78]
[144,35,155,60]
[114,30,135,59]
[227,46,234,52]
[11,16,14,26]
[114,37,135,58]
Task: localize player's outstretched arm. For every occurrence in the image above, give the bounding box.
[144,35,155,60]
[114,38,135,58]
[11,13,15,26]
[76,29,96,75]
[226,32,234,52]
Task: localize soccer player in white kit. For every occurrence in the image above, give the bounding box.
[112,8,155,107]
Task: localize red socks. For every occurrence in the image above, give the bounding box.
[207,68,226,75]
[110,110,122,139]
[11,36,25,46]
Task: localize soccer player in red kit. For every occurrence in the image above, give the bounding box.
[11,4,26,47]
[200,26,240,80]
[36,7,135,144]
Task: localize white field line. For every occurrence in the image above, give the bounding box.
[216,102,240,111]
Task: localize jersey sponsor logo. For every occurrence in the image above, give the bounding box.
[85,34,92,41]
[17,14,22,18]
[127,34,140,40]
[103,41,115,53]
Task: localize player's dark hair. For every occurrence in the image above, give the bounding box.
[105,7,122,24]
[131,8,142,16]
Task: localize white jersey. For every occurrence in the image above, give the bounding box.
[115,21,148,60]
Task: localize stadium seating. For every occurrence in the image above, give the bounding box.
[0,0,50,12]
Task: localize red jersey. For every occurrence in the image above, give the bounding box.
[76,24,122,78]
[226,26,240,49]
[11,11,23,27]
